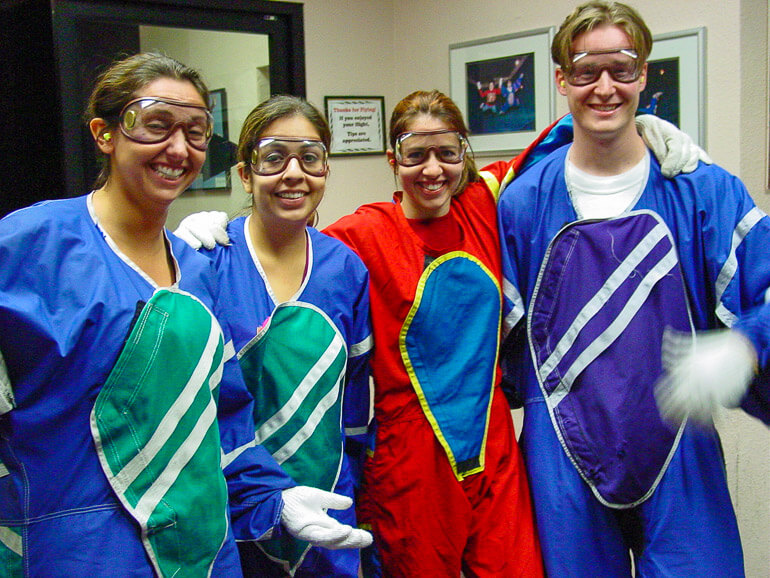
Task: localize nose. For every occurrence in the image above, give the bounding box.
[593,69,616,96]
[421,150,443,176]
[281,156,305,179]
[165,126,190,156]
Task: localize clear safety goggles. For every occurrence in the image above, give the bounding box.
[394,130,468,167]
[564,49,643,86]
[118,97,214,151]
[249,137,329,177]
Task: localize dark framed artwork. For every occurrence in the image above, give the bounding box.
[450,28,555,155]
[639,28,706,147]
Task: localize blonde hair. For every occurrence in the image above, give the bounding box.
[551,1,652,70]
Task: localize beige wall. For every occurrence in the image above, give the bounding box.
[165,1,770,573]
[300,1,399,226]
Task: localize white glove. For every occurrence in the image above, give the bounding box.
[173,211,230,250]
[655,328,757,425]
[280,486,373,550]
[635,114,712,178]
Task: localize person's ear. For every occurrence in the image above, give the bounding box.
[555,69,568,95]
[89,118,114,153]
[237,161,253,194]
[386,150,397,172]
[638,62,648,91]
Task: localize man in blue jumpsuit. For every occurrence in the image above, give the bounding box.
[497,2,770,576]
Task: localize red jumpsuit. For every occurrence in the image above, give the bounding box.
[324,158,543,577]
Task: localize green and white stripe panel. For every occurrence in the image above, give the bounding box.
[91,289,230,577]
[238,302,347,573]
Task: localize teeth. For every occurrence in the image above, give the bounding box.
[155,166,183,178]
[277,191,305,199]
[422,183,443,191]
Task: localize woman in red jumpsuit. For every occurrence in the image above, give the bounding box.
[324,90,544,577]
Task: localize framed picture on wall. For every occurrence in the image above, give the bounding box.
[640,28,706,148]
[189,88,234,191]
[449,27,556,156]
[325,96,387,156]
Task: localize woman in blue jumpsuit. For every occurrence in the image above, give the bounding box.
[196,96,372,577]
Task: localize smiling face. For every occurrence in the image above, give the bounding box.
[555,24,647,144]
[93,77,208,209]
[239,114,327,227]
[388,114,465,220]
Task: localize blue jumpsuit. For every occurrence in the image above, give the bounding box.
[201,216,372,577]
[0,195,294,576]
[498,145,770,576]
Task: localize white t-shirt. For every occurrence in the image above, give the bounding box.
[566,151,650,219]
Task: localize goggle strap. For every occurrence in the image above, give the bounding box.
[571,48,638,63]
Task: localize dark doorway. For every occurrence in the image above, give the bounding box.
[0,0,305,217]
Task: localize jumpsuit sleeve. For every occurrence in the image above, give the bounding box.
[476,118,575,407]
[0,206,62,416]
[512,114,575,177]
[697,170,770,425]
[476,114,574,204]
[323,216,363,257]
[735,309,770,424]
[215,301,296,541]
[482,113,576,307]
[496,176,533,409]
[342,258,373,488]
